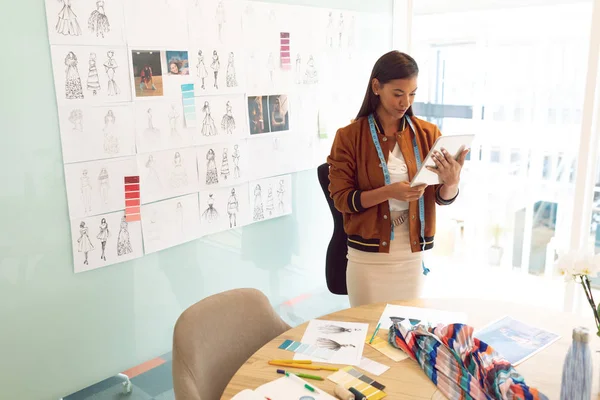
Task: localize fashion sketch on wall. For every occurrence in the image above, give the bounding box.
[77,221,94,265]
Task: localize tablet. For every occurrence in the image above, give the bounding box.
[410,134,475,187]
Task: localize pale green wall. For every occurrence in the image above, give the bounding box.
[0,1,392,399]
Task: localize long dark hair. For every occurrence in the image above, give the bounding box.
[356,51,419,120]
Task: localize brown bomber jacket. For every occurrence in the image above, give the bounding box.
[327,114,458,254]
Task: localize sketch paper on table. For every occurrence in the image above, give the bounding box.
[45,0,126,45]
[194,94,248,144]
[141,193,200,254]
[71,210,143,273]
[131,49,165,98]
[377,304,468,331]
[249,175,292,222]
[124,0,188,46]
[64,156,138,219]
[139,147,199,204]
[50,45,131,104]
[199,183,250,236]
[190,46,246,95]
[58,104,135,163]
[188,0,243,46]
[197,141,248,189]
[134,101,193,153]
[294,319,368,366]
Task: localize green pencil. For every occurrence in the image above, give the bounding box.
[369,322,381,344]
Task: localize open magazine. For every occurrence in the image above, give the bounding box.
[474,316,560,365]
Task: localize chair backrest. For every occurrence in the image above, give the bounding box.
[317,163,349,295]
[172,288,290,400]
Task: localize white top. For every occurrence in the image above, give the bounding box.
[388,143,409,211]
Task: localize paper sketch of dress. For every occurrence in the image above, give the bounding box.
[56,0,82,36]
[211,51,221,89]
[96,219,109,261]
[87,53,101,95]
[176,202,184,234]
[325,11,334,47]
[80,169,92,213]
[253,184,264,221]
[304,55,318,84]
[145,155,161,188]
[117,216,133,256]
[65,52,84,100]
[77,222,94,265]
[169,105,180,138]
[103,110,119,154]
[170,152,188,188]
[216,0,225,42]
[338,12,344,48]
[197,50,208,89]
[205,149,219,185]
[104,51,120,96]
[277,179,285,213]
[295,54,302,84]
[265,187,274,216]
[69,109,83,132]
[318,325,363,334]
[227,188,239,228]
[267,52,275,83]
[144,108,161,142]
[88,0,110,38]
[226,52,237,87]
[98,167,110,205]
[201,102,218,136]
[232,145,241,178]
[316,337,356,351]
[221,148,230,180]
[221,101,236,135]
[202,194,219,223]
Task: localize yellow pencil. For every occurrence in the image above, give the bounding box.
[271,359,312,364]
[314,365,339,371]
[268,361,321,370]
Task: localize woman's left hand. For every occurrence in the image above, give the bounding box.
[426,147,469,187]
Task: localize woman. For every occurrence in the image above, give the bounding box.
[327,51,468,307]
[139,65,156,91]
[270,96,288,132]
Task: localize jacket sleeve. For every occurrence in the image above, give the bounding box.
[327,128,367,214]
[430,126,460,206]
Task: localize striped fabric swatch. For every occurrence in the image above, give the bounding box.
[278,339,335,360]
[181,83,197,128]
[124,176,140,222]
[389,318,549,400]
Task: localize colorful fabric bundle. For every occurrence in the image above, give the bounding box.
[388,317,548,400]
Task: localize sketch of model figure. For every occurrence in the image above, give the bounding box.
[277,179,285,213]
[65,52,84,99]
[201,101,218,136]
[226,52,237,87]
[77,222,94,265]
[168,104,180,138]
[80,169,92,213]
[96,218,109,261]
[325,11,334,48]
[253,184,264,221]
[144,108,160,142]
[211,51,220,89]
[265,186,274,216]
[56,0,82,36]
[295,54,302,84]
[104,51,120,96]
[87,53,101,95]
[202,194,219,223]
[98,167,110,205]
[227,188,239,228]
[170,152,188,188]
[197,50,208,89]
[145,155,161,188]
[205,149,219,185]
[216,0,226,42]
[304,55,318,84]
[117,216,133,256]
[88,0,110,38]
[267,52,275,83]
[338,12,344,48]
[69,109,83,132]
[176,202,184,233]
[232,144,241,178]
[221,101,236,134]
[103,110,119,154]
[221,148,230,180]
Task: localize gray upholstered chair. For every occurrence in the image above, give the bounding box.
[172,288,291,400]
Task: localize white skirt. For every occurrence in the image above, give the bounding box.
[346,211,424,307]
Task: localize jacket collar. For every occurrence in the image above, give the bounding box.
[372,112,407,136]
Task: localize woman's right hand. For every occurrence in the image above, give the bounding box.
[387,181,427,202]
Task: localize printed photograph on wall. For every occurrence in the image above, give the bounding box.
[247,95,270,134]
[132,50,163,97]
[268,94,289,132]
[166,50,189,76]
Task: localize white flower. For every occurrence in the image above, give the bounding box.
[555,248,600,278]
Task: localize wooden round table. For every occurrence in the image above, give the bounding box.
[222,298,599,399]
